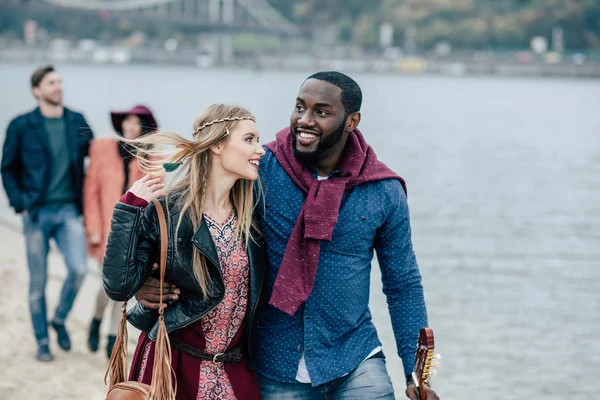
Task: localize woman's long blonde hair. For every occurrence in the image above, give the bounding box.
[120,104,258,299]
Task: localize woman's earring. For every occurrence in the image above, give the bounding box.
[163,162,181,172]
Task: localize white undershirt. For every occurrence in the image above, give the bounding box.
[295,174,381,383]
[295,346,382,383]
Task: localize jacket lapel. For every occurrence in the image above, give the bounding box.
[191,216,265,331]
[29,107,51,152]
[63,108,79,167]
[191,217,220,271]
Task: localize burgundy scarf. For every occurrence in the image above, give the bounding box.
[264,127,406,316]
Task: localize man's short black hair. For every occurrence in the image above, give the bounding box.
[31,65,55,88]
[306,71,362,114]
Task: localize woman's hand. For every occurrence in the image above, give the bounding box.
[129,175,165,203]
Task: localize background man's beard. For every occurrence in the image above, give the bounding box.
[292,119,346,165]
[41,96,62,106]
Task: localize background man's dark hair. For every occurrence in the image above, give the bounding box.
[306,71,362,114]
[31,65,55,88]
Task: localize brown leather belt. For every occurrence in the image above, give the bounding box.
[170,339,243,364]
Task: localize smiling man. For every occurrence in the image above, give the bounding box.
[135,71,438,399]
[2,65,94,362]
[253,71,437,399]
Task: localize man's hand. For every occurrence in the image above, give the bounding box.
[406,383,440,400]
[135,263,180,310]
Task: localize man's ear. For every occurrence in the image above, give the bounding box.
[346,112,361,131]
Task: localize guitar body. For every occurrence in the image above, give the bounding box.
[411,328,437,400]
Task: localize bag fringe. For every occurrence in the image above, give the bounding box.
[104,302,128,387]
[148,315,176,400]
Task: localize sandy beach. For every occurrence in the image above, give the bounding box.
[0,219,141,400]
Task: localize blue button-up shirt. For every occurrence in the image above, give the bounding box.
[252,148,427,386]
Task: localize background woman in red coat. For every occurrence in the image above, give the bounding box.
[84,105,158,359]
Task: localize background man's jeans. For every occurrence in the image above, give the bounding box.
[257,357,396,400]
[23,203,87,345]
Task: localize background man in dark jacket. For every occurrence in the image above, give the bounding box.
[1,65,94,361]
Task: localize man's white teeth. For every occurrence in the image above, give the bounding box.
[250,160,259,166]
[300,132,317,139]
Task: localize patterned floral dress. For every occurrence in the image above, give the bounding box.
[196,212,249,398]
[130,211,256,400]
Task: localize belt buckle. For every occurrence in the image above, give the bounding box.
[213,352,224,364]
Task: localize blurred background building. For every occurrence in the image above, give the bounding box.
[1,0,600,77]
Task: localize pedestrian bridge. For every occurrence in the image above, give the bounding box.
[2,0,299,36]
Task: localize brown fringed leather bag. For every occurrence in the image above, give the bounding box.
[105,199,176,400]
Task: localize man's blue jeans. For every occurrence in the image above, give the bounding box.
[23,203,88,346]
[257,356,396,399]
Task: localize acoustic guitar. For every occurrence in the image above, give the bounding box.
[411,328,441,400]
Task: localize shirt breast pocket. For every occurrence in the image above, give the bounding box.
[328,210,379,257]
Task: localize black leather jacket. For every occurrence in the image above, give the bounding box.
[102,197,267,358]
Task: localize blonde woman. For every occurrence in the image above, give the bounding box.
[102,104,266,400]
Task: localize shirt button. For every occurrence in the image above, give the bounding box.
[307,348,311,353]
[177,238,183,243]
[305,315,310,320]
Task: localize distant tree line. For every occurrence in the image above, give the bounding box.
[1,0,598,53]
[267,0,600,51]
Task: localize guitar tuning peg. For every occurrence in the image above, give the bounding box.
[431,361,440,368]
[429,369,438,377]
[434,354,442,359]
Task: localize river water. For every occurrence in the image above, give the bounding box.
[1,63,599,399]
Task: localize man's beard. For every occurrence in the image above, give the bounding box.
[292,119,346,165]
[41,94,62,107]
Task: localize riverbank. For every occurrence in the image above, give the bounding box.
[1,46,599,79]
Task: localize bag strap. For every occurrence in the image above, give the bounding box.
[148,199,176,399]
[152,199,168,316]
[105,198,171,392]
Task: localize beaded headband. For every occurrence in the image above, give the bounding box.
[193,115,255,136]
